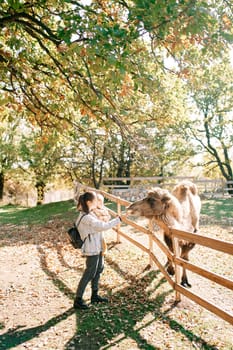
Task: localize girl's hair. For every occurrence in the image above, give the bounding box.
[77,191,96,213]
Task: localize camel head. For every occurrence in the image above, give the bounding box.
[127,187,172,219]
[172,180,198,198]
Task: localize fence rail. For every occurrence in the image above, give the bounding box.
[75,182,233,325]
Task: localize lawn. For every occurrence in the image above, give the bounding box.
[201,198,233,220]
[0,200,77,225]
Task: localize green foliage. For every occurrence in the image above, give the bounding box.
[185,53,233,181]
[19,127,67,186]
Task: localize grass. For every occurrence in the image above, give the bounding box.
[0,197,232,226]
[201,197,233,220]
[0,200,77,226]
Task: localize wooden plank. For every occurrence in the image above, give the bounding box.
[170,228,233,255]
[103,185,130,188]
[172,236,182,301]
[100,192,131,207]
[148,221,153,267]
[175,257,233,291]
[102,176,195,181]
[151,233,174,261]
[115,228,175,288]
[175,284,233,325]
[195,179,223,183]
[117,214,174,261]
[150,253,175,288]
[75,183,129,205]
[103,176,163,181]
[121,216,151,234]
[114,228,150,254]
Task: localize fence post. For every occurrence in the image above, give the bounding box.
[116,202,121,243]
[171,229,181,302]
[148,221,153,267]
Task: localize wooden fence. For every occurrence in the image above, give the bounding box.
[76,182,233,325]
[101,176,232,197]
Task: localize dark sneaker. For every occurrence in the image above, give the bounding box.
[73,298,89,309]
[91,295,108,303]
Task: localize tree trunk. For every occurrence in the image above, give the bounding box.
[35,181,45,205]
[0,171,4,200]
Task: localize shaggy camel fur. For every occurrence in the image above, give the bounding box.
[127,182,201,288]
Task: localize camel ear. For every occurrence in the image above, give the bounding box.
[190,184,198,195]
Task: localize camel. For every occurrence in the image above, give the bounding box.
[172,180,201,233]
[127,182,201,288]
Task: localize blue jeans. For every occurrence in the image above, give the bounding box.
[76,253,104,299]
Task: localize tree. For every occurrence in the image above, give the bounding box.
[124,69,195,178]
[0,0,232,132]
[0,118,21,199]
[186,54,233,193]
[19,128,66,204]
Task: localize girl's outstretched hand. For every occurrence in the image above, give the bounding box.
[119,213,128,221]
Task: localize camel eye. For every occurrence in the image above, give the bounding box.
[147,197,156,206]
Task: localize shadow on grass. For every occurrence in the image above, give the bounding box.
[66,272,169,350]
[0,242,221,350]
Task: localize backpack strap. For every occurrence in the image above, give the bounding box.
[76,213,90,243]
[76,213,87,228]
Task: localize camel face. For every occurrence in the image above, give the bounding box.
[127,188,168,218]
[172,180,198,198]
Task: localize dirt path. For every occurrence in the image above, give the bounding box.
[0,220,233,349]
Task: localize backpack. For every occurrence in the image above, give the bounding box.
[67,214,88,249]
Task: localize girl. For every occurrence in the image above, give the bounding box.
[74,191,121,309]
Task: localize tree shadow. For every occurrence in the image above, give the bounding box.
[37,245,76,300]
[0,241,222,350]
[0,308,74,349]
[65,270,169,350]
[64,262,219,350]
[55,242,85,273]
